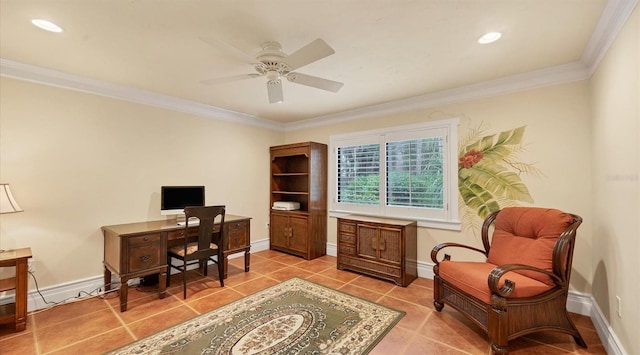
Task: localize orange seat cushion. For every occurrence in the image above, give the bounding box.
[439,261,554,303]
[487,207,573,285]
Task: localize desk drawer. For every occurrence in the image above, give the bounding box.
[226,221,248,250]
[167,228,199,241]
[127,234,161,273]
[128,233,160,247]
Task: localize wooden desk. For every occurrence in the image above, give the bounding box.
[0,247,32,331]
[102,215,251,312]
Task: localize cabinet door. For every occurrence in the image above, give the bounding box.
[357,224,379,260]
[270,214,289,249]
[287,215,309,254]
[378,227,402,265]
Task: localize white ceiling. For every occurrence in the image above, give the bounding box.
[0,0,635,127]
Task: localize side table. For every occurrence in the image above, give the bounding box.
[0,247,32,332]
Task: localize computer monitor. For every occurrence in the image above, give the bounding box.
[160,186,205,217]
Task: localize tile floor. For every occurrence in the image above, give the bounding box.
[0,250,605,354]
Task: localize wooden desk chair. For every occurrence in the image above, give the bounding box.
[431,207,586,354]
[167,205,225,298]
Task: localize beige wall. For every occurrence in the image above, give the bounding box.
[0,77,283,287]
[1,7,637,352]
[590,6,639,355]
[286,80,594,293]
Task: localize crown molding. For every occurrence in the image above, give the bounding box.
[1,0,636,132]
[0,58,285,132]
[0,56,589,133]
[286,61,589,131]
[287,0,638,132]
[581,0,639,76]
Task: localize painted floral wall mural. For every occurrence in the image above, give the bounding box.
[458,124,541,230]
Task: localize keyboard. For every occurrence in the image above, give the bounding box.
[177,219,200,226]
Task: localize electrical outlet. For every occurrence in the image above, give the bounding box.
[28,259,35,273]
[616,296,622,318]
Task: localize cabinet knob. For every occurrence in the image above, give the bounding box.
[143,237,149,241]
[140,255,150,262]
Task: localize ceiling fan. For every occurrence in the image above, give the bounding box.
[200,38,344,104]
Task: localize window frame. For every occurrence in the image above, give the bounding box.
[329,118,460,230]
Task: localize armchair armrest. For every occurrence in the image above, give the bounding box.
[488,264,563,297]
[431,242,488,265]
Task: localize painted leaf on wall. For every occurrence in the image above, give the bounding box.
[459,179,501,219]
[460,162,533,202]
[458,125,537,221]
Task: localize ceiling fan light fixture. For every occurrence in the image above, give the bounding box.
[478,31,502,44]
[266,70,280,81]
[267,79,284,104]
[31,19,63,33]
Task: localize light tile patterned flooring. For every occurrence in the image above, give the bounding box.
[0,250,605,354]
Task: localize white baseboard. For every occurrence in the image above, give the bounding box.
[10,239,272,312]
[589,294,628,355]
[24,274,105,311]
[4,240,624,354]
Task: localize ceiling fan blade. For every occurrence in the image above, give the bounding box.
[267,79,284,104]
[287,73,343,93]
[284,38,335,71]
[200,73,261,85]
[200,36,255,63]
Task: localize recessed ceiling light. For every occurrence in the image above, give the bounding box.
[31,19,63,33]
[478,32,502,44]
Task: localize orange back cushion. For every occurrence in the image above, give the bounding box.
[486,207,573,285]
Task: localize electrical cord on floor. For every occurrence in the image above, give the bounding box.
[26,271,121,315]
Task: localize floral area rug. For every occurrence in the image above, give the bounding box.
[106,277,404,354]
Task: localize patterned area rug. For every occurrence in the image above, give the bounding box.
[106,277,404,354]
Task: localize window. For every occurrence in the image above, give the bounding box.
[330,118,460,230]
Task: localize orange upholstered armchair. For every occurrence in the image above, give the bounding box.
[431,207,586,354]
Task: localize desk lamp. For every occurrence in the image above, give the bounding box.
[0,183,24,253]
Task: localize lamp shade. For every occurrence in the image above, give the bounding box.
[0,184,23,214]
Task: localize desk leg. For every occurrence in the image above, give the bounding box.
[119,281,129,312]
[244,251,250,272]
[103,266,112,292]
[158,271,167,299]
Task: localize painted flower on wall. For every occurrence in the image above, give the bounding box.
[458,124,541,228]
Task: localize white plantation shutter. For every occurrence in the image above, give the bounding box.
[330,118,460,230]
[337,143,380,204]
[386,137,444,208]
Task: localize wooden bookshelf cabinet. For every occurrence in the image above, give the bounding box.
[269,142,327,260]
[337,215,417,286]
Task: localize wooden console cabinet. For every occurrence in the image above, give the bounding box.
[269,142,327,260]
[0,247,32,332]
[337,215,417,286]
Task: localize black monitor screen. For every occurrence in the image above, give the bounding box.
[161,186,205,211]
